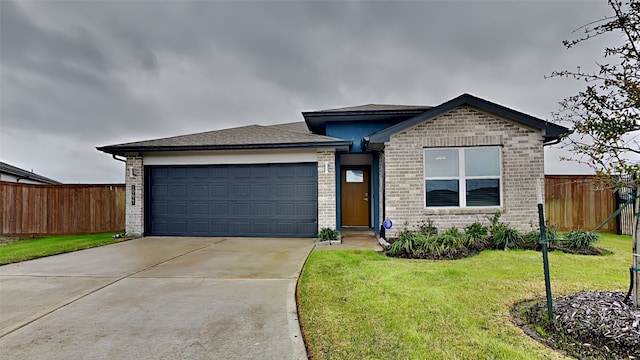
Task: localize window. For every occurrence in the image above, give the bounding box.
[424,147,501,208]
[346,170,364,182]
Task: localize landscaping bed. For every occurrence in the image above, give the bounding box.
[384,215,605,260]
[513,291,640,359]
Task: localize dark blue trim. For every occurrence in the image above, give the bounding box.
[368,93,570,143]
[372,152,380,233]
[303,111,427,135]
[335,153,342,230]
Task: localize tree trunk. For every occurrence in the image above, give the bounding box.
[633,186,639,308]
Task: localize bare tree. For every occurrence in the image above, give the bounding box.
[550,0,639,306]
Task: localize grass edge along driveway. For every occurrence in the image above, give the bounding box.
[298,233,631,360]
[0,233,126,265]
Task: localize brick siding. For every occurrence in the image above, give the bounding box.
[125,155,144,236]
[384,106,544,237]
[317,150,337,230]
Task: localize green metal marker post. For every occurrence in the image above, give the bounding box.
[537,178,553,321]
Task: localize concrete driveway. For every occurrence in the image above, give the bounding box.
[0,237,315,360]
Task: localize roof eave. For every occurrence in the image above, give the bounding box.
[303,110,430,135]
[97,141,353,156]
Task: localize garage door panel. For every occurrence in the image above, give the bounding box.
[192,202,209,215]
[148,163,317,237]
[297,203,316,217]
[211,185,228,197]
[210,221,229,235]
[252,184,271,197]
[210,202,229,215]
[169,221,188,234]
[253,203,271,217]
[190,184,209,197]
[296,184,316,196]
[170,202,187,215]
[188,167,209,178]
[233,184,252,197]
[210,167,229,178]
[170,168,187,179]
[276,222,296,235]
[298,222,317,235]
[276,203,296,216]
[191,221,209,234]
[276,184,295,197]
[151,220,168,234]
[152,202,168,215]
[232,167,252,178]
[251,167,272,178]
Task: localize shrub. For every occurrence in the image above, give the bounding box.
[565,231,599,249]
[388,225,470,259]
[522,227,559,250]
[491,225,522,250]
[464,222,489,247]
[486,213,523,250]
[418,219,438,236]
[521,231,541,250]
[317,228,339,241]
[388,229,427,257]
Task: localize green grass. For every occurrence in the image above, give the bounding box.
[0,233,127,265]
[298,233,633,360]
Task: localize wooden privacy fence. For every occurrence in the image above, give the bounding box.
[0,181,125,236]
[545,175,630,234]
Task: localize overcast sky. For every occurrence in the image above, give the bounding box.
[0,0,618,183]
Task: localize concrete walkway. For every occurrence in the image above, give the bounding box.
[0,237,315,360]
[314,228,384,251]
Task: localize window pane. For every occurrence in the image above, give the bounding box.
[426,180,459,207]
[346,170,364,183]
[466,179,500,206]
[425,149,459,177]
[465,148,500,177]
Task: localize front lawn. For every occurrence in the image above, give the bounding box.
[298,233,632,359]
[0,233,128,265]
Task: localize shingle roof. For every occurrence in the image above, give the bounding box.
[315,104,432,113]
[0,161,61,184]
[97,122,350,155]
[268,121,311,134]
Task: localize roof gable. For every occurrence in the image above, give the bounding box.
[367,93,570,144]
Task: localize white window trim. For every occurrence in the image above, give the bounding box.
[423,146,503,209]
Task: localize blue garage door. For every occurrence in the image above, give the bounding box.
[147,163,318,237]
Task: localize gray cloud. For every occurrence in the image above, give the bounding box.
[0,0,614,183]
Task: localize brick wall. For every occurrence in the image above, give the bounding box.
[384,106,544,237]
[378,152,385,230]
[125,155,144,236]
[317,150,336,230]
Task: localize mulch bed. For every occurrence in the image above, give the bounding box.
[513,291,640,359]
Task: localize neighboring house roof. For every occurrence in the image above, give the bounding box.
[367,93,571,145]
[0,161,61,184]
[97,123,351,155]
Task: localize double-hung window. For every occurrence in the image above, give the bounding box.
[424,147,502,208]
